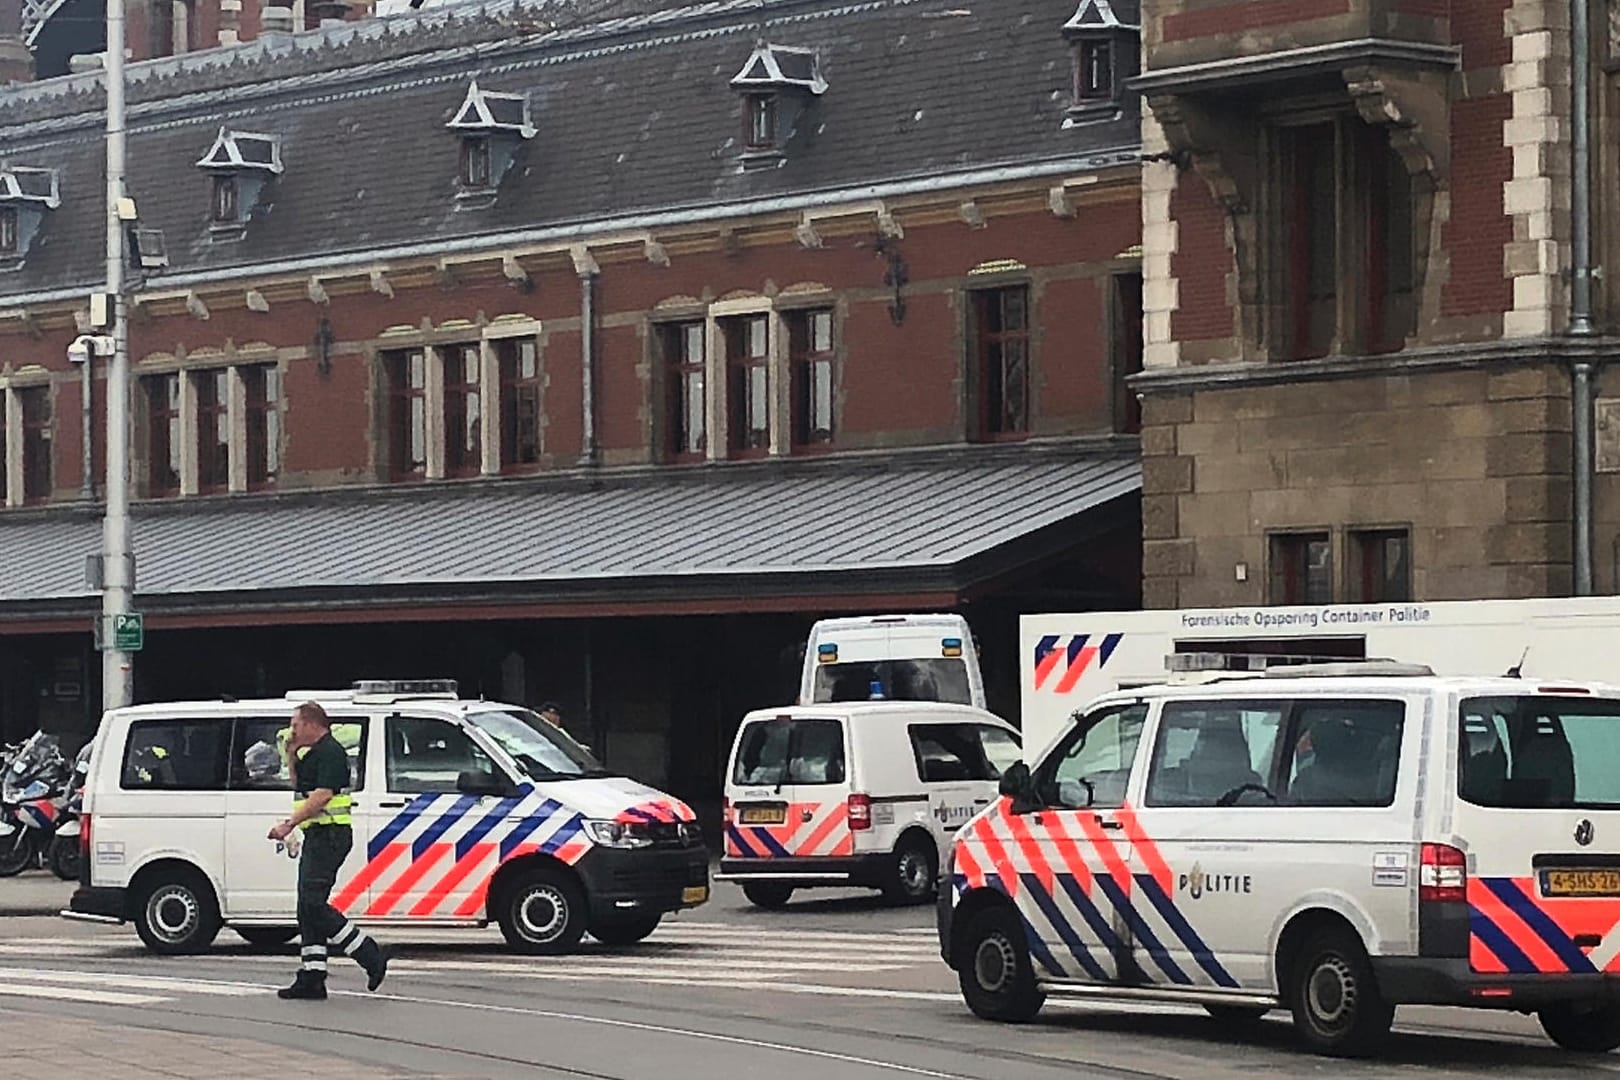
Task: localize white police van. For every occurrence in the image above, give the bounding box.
[939,659,1620,1057]
[721,702,1019,908]
[66,680,709,955]
[800,614,985,709]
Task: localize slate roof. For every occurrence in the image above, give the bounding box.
[0,447,1141,614]
[0,0,1140,304]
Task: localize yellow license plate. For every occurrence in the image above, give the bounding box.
[738,807,785,825]
[1543,869,1620,897]
[682,885,709,905]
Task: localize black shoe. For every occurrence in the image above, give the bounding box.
[277,972,328,1000]
[366,946,389,992]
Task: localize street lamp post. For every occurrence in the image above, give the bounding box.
[101,0,134,710]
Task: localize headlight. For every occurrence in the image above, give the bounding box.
[585,820,653,849]
[677,820,702,845]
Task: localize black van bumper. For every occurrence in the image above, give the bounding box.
[64,886,127,924]
[576,844,710,923]
[1373,957,1620,1007]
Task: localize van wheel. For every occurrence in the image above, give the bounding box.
[1539,1001,1620,1052]
[742,883,794,909]
[958,905,1045,1023]
[134,870,222,956]
[1285,927,1393,1057]
[497,867,585,955]
[1204,1004,1270,1025]
[235,927,299,950]
[590,914,662,946]
[883,836,937,905]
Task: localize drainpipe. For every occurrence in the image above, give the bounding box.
[79,352,94,500]
[1570,0,1596,594]
[578,269,600,467]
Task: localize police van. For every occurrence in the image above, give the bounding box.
[939,660,1620,1057]
[800,614,985,709]
[721,702,1019,908]
[66,680,709,955]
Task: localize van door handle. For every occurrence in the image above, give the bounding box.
[378,800,406,809]
[1095,816,1122,830]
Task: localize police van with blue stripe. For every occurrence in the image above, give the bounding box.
[940,657,1620,1057]
[67,680,709,955]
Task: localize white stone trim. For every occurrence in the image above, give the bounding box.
[1502,2,1571,338]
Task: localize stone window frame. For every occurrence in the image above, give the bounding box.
[0,376,53,508]
[962,273,1037,442]
[1266,527,1334,606]
[653,296,800,464]
[1107,270,1144,434]
[1346,525,1413,605]
[135,355,283,499]
[375,321,540,483]
[1257,106,1419,363]
[781,303,839,451]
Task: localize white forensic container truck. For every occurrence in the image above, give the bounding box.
[1020,596,1620,757]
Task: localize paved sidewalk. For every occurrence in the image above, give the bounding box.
[0,871,72,916]
[0,1013,459,1078]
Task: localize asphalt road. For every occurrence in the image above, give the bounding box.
[0,876,1616,1079]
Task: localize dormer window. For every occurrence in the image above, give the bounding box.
[729,42,827,163]
[211,175,238,224]
[446,81,535,207]
[196,128,283,238]
[0,166,60,268]
[1077,38,1114,100]
[745,95,777,151]
[460,136,492,189]
[1061,0,1140,126]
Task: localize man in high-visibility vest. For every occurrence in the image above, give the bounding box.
[267,701,388,1000]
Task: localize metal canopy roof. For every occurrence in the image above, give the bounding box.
[0,450,1140,614]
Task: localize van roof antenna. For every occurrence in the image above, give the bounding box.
[1506,647,1530,679]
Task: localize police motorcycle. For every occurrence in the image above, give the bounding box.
[0,731,72,877]
[46,743,93,880]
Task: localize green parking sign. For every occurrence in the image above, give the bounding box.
[113,613,144,652]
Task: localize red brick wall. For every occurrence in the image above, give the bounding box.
[1163,0,1349,42]
[1169,179,1234,343]
[283,353,368,478]
[1452,0,1510,67]
[545,327,584,460]
[841,292,959,438]
[1037,276,1108,426]
[594,324,642,456]
[1442,94,1514,319]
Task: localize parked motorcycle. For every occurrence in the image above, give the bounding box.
[47,743,92,880]
[0,731,71,877]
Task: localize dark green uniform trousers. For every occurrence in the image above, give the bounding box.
[296,825,382,977]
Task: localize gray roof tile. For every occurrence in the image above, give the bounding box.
[0,0,1139,301]
[0,450,1141,605]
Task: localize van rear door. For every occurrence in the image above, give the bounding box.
[726,716,853,863]
[1457,692,1620,978]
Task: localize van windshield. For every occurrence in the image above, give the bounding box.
[812,659,971,705]
[1459,696,1620,810]
[732,719,846,787]
[465,709,603,781]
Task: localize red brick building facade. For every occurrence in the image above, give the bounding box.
[0,0,1146,812]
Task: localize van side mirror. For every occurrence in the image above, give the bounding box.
[457,769,513,798]
[998,760,1032,800]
